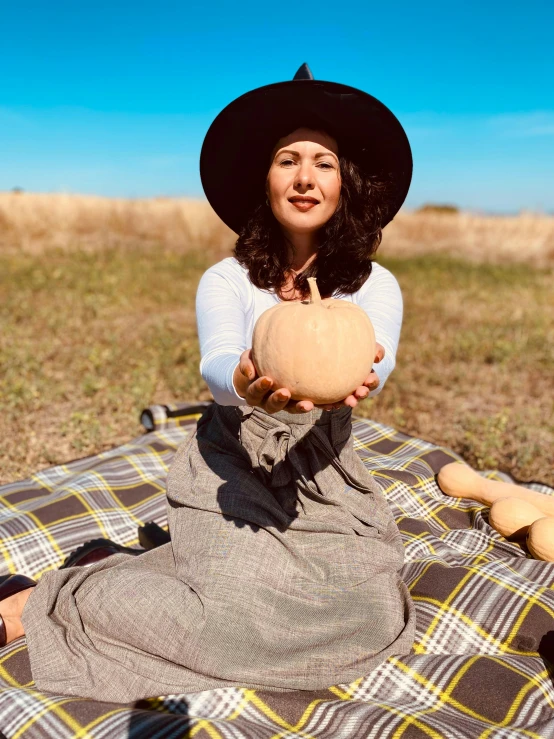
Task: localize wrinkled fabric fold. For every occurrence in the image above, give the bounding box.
[236,405,392,533]
[23,402,415,703]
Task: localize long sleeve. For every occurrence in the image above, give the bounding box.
[356,265,403,398]
[196,267,248,406]
[195,260,403,406]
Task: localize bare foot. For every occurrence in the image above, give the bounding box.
[0,587,34,643]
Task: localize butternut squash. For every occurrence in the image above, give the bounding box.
[489,497,545,539]
[527,517,554,562]
[251,277,376,404]
[437,462,554,518]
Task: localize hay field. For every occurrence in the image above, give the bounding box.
[1,193,553,486]
[2,192,554,267]
[0,193,235,258]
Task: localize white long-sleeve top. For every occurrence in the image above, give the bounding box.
[196,256,403,406]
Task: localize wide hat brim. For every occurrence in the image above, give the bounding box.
[200,68,412,235]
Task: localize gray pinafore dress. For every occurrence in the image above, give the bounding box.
[21,402,416,703]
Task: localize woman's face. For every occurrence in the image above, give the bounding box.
[266,127,341,235]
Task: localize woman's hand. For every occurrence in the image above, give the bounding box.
[314,343,385,411]
[233,350,315,414]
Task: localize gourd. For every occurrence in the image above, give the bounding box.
[437,462,554,518]
[251,277,376,404]
[527,517,554,561]
[489,497,544,539]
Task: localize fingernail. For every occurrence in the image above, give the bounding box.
[261,379,270,389]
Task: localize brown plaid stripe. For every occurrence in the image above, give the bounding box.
[0,400,553,738]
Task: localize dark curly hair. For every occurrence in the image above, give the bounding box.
[233,140,394,301]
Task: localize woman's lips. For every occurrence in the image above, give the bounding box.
[290,201,318,211]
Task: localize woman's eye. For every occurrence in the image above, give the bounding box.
[277,159,334,169]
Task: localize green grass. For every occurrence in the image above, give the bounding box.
[1,247,552,486]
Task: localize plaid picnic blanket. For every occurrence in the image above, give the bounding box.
[0,401,553,738]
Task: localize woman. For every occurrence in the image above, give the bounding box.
[0,64,416,703]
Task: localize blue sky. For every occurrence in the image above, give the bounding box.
[1,1,553,212]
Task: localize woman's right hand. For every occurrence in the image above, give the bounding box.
[233,349,315,414]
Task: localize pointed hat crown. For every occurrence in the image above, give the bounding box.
[293,63,314,80]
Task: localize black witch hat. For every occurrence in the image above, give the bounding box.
[200,63,412,235]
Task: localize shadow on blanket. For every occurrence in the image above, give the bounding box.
[0,400,553,739]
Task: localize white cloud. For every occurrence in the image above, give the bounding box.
[484,112,554,137]
[140,154,188,168]
[0,107,34,126]
[399,110,554,138]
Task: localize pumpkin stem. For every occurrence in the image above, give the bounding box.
[307,277,322,303]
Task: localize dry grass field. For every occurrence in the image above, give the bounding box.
[2,192,554,267]
[0,193,235,257]
[1,193,553,486]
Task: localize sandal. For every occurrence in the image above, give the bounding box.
[60,538,145,569]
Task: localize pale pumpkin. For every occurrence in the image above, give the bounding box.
[489,497,544,539]
[526,517,554,561]
[251,277,376,404]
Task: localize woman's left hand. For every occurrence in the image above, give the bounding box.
[315,343,385,411]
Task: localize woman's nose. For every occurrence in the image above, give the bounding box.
[295,162,313,189]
